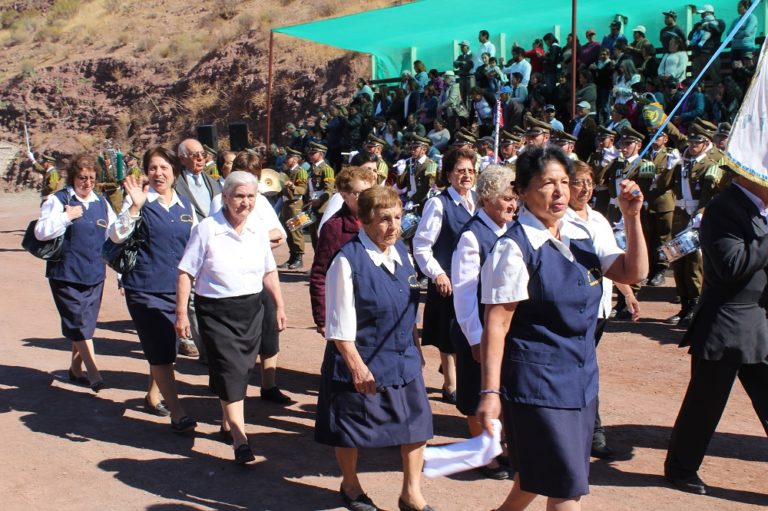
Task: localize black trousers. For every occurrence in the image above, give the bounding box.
[665,356,768,477]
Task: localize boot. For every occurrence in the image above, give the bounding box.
[665,298,690,326]
[287,255,303,270]
[678,298,699,328]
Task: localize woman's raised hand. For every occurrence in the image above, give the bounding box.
[124,174,149,214]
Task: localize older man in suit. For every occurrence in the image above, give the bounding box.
[174,138,223,359]
[664,166,768,495]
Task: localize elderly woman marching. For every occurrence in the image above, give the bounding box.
[315,186,435,511]
[35,153,116,391]
[176,171,287,464]
[413,146,478,404]
[451,164,518,479]
[477,146,647,510]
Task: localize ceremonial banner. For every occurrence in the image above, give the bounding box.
[726,37,768,185]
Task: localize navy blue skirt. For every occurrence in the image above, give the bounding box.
[502,398,597,498]
[49,279,104,341]
[124,290,178,365]
[450,320,481,416]
[196,293,263,402]
[421,282,457,354]
[315,373,433,448]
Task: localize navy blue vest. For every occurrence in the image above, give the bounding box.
[431,190,474,276]
[122,195,194,293]
[459,213,503,325]
[46,189,109,286]
[322,236,421,388]
[499,221,603,408]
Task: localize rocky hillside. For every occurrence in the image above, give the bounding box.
[0,0,393,188]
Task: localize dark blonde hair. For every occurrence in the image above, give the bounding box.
[66,153,96,186]
[570,160,595,180]
[358,186,401,224]
[336,166,376,193]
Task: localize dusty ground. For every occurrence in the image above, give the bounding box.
[0,190,766,511]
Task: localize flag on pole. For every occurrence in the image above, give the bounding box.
[726,37,768,185]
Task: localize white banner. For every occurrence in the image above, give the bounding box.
[726,38,768,185]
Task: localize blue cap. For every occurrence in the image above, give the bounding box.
[500,85,513,94]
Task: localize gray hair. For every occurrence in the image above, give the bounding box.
[476,165,516,202]
[222,171,259,198]
[177,138,199,158]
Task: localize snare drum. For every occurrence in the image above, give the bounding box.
[658,229,700,263]
[286,210,315,232]
[400,212,421,240]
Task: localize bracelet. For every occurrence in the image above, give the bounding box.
[479,389,501,396]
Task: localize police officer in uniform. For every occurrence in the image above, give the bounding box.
[551,131,580,160]
[279,147,308,270]
[603,127,656,224]
[498,130,521,169]
[588,126,619,216]
[666,124,722,326]
[395,135,439,211]
[363,134,389,184]
[645,130,681,287]
[33,153,61,203]
[203,145,220,180]
[305,142,336,250]
[522,115,552,150]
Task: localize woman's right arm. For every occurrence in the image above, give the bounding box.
[108,175,147,243]
[175,222,206,337]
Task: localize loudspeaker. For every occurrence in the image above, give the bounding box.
[229,122,249,152]
[196,125,218,152]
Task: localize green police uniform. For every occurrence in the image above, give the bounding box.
[603,155,656,224]
[645,145,679,279]
[307,158,335,248]
[280,163,308,259]
[34,162,61,199]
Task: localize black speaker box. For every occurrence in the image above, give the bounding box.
[229,122,249,152]
[196,125,218,152]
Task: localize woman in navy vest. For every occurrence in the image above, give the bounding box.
[450,164,517,479]
[315,186,434,511]
[413,146,478,404]
[35,154,115,392]
[109,147,198,434]
[476,147,647,510]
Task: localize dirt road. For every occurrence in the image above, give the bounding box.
[0,191,765,510]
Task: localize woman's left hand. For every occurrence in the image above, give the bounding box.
[275,307,287,332]
[617,179,643,218]
[435,273,452,297]
[175,313,191,339]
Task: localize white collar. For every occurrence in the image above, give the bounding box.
[414,155,427,164]
[211,209,261,235]
[684,149,708,163]
[517,207,590,262]
[478,208,509,234]
[358,229,403,270]
[734,183,768,217]
[313,159,327,167]
[65,186,100,204]
[147,186,186,209]
[183,169,204,179]
[447,186,476,210]
[626,154,639,164]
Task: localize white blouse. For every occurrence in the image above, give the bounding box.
[178,210,276,299]
[35,187,116,241]
[413,187,477,280]
[108,187,197,243]
[210,193,286,239]
[325,230,403,342]
[481,208,623,305]
[565,206,623,319]
[451,209,509,346]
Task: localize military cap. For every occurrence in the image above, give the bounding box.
[688,124,714,141]
[409,134,432,147]
[714,122,732,136]
[597,126,617,139]
[41,154,56,163]
[306,141,328,153]
[203,144,217,155]
[524,115,552,134]
[285,147,303,157]
[365,134,387,147]
[476,136,495,146]
[620,126,645,143]
[500,130,522,145]
[691,117,717,132]
[452,132,477,146]
[552,130,578,143]
[128,152,141,160]
[457,127,476,138]
[510,125,526,136]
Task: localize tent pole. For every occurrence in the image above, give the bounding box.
[571,0,577,120]
[266,30,275,147]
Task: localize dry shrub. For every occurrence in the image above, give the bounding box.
[75,132,96,151]
[236,11,256,33]
[103,0,122,13]
[134,35,157,54]
[158,34,206,67]
[49,0,82,22]
[34,24,64,43]
[9,27,33,46]
[259,9,272,30]
[1,9,21,28]
[318,0,344,18]
[279,0,295,6]
[215,0,239,20]
[183,82,224,119]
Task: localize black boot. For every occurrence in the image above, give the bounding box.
[678,298,698,328]
[665,298,690,326]
[277,254,295,269]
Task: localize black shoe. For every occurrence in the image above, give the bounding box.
[277,255,295,269]
[287,256,303,270]
[261,386,293,404]
[234,443,256,464]
[665,473,708,495]
[591,440,614,459]
[398,498,435,511]
[677,301,698,328]
[665,309,685,325]
[219,426,233,445]
[441,388,456,405]
[90,380,106,393]
[647,271,666,287]
[340,486,380,511]
[67,369,89,386]
[144,395,171,417]
[171,416,197,434]
[479,463,510,480]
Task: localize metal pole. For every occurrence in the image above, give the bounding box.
[571,0,577,120]
[266,30,275,147]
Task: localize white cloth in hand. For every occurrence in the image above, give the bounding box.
[423,419,503,479]
[395,159,407,175]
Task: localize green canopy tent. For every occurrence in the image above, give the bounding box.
[266,0,757,142]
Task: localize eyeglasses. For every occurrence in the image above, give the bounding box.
[570,179,594,189]
[76,175,97,182]
[453,168,476,176]
[187,151,206,159]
